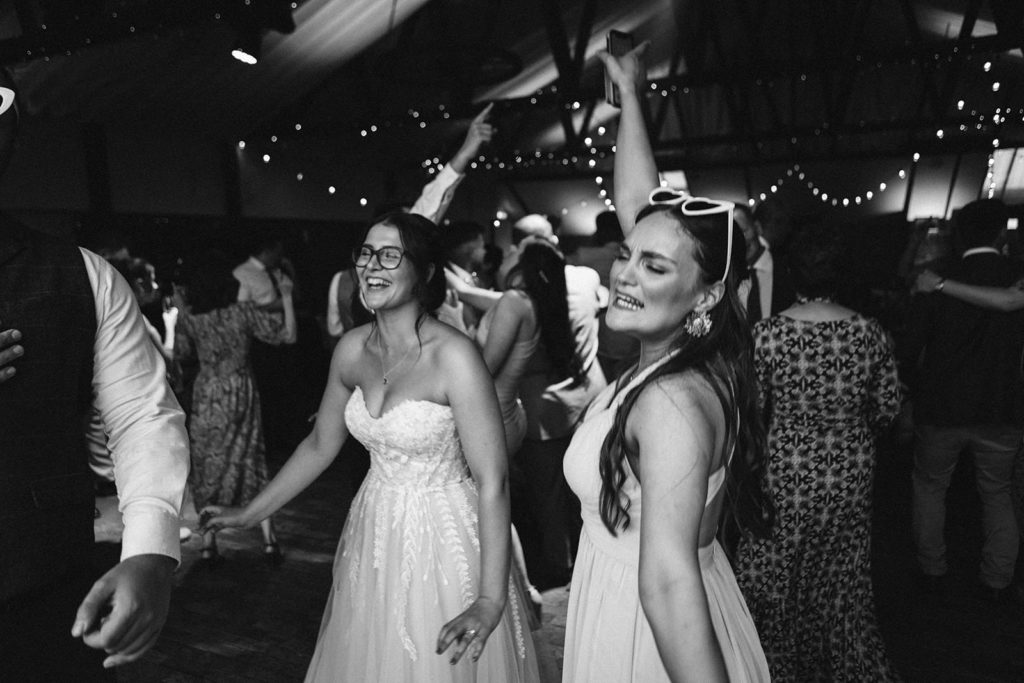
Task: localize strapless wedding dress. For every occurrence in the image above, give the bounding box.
[305,387,539,682]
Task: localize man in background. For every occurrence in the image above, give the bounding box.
[902,198,1024,603]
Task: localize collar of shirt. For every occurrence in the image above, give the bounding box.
[751,237,774,273]
[961,246,1000,259]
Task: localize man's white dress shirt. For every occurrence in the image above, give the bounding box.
[83,248,189,564]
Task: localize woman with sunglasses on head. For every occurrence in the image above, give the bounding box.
[559,44,772,682]
[201,212,539,682]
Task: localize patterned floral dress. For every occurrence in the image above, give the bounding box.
[175,302,288,510]
[735,313,901,682]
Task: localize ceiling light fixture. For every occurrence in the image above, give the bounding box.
[231,30,261,65]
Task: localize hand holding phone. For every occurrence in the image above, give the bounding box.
[604,30,635,107]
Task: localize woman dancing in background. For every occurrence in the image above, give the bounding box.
[558,43,773,682]
[174,250,296,566]
[202,212,539,682]
[735,224,901,681]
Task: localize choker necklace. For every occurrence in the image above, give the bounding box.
[796,295,833,305]
[376,332,416,385]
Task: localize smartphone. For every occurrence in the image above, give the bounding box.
[604,30,634,107]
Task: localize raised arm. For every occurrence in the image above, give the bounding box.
[251,277,297,344]
[633,377,728,682]
[411,103,494,224]
[600,42,657,237]
[435,334,511,664]
[479,291,530,375]
[446,267,503,311]
[201,331,357,529]
[916,269,1024,312]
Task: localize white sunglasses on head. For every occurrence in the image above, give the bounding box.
[647,188,735,283]
[0,87,14,118]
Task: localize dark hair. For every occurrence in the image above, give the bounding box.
[373,199,412,217]
[594,211,623,245]
[512,240,584,384]
[956,198,1008,250]
[88,230,131,260]
[359,211,447,319]
[482,243,504,272]
[788,224,843,299]
[442,221,484,259]
[109,256,150,284]
[598,203,774,543]
[181,250,240,314]
[247,228,283,257]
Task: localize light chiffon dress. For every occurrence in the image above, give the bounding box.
[305,386,540,682]
[562,355,770,682]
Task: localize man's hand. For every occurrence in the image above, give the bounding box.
[0,323,23,383]
[71,554,176,668]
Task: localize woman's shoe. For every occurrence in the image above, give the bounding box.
[264,541,283,567]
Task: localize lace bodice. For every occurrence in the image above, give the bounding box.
[345,386,471,488]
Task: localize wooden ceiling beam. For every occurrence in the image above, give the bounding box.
[537,0,598,149]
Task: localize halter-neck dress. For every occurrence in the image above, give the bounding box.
[562,355,770,682]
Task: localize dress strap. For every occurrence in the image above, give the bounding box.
[615,349,682,400]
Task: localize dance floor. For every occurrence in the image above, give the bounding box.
[106,438,1024,682]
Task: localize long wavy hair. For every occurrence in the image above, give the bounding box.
[598,203,774,544]
[352,211,447,328]
[508,240,584,384]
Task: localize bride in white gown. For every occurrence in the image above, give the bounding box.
[202,212,539,682]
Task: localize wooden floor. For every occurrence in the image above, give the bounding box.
[109,438,1024,682]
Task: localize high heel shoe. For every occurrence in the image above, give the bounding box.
[264,541,283,567]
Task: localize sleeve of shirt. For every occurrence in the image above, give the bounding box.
[410,164,465,224]
[233,265,253,302]
[326,271,344,337]
[82,248,189,565]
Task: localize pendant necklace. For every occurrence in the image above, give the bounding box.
[376,331,416,385]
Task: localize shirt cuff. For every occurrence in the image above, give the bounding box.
[120,505,182,565]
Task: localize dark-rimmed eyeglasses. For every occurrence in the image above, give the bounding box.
[353,245,406,270]
[648,188,735,283]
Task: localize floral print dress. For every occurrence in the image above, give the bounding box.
[735,314,902,682]
[175,302,288,509]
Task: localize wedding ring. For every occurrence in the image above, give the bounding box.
[465,629,478,640]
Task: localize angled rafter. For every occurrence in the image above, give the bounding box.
[537,0,598,149]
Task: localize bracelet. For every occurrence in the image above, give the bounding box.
[935,278,946,292]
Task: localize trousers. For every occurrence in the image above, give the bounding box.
[912,424,1021,588]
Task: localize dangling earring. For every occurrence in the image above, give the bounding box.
[684,309,712,337]
[359,289,375,316]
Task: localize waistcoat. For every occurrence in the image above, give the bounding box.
[0,225,97,601]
